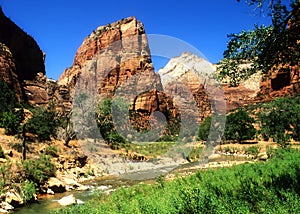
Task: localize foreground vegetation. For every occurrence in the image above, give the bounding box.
[198,95,300,146]
[54,148,300,213]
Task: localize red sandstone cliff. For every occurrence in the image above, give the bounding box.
[258,5,300,101]
[58,16,179,132]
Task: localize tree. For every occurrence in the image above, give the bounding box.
[1,109,24,135]
[25,105,58,141]
[197,116,212,141]
[96,98,127,148]
[224,109,256,142]
[219,0,299,86]
[0,80,19,116]
[258,95,300,146]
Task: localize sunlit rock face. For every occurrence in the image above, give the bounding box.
[157,52,213,122]
[58,16,178,132]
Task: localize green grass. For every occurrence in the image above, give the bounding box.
[54,148,300,214]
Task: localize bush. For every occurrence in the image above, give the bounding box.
[224,109,256,142]
[258,96,300,146]
[44,145,60,157]
[197,116,211,141]
[21,180,36,203]
[0,80,19,116]
[0,160,12,194]
[25,106,58,141]
[20,154,55,184]
[1,109,24,135]
[96,98,127,148]
[244,146,260,157]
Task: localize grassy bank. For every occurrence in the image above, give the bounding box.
[54,148,300,213]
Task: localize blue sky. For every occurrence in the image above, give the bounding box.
[0,0,274,80]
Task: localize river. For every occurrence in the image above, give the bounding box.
[14,155,251,213]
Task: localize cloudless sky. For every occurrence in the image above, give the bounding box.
[0,0,275,80]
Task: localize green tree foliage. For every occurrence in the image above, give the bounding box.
[197,116,212,141]
[96,98,126,148]
[224,109,256,142]
[0,80,19,116]
[219,0,299,86]
[1,109,24,135]
[0,160,12,194]
[20,154,55,185]
[0,80,23,134]
[20,180,36,203]
[258,95,300,146]
[25,105,58,141]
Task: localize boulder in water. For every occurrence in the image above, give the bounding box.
[58,194,76,206]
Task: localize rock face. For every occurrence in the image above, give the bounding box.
[0,8,45,81]
[258,6,300,101]
[157,52,214,122]
[58,16,151,95]
[0,7,45,101]
[58,16,179,133]
[0,42,22,100]
[0,8,69,109]
[223,72,262,111]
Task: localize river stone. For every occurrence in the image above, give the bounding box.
[3,150,13,157]
[0,158,7,163]
[208,154,222,161]
[58,194,76,206]
[47,177,66,193]
[258,153,268,161]
[5,190,23,207]
[0,208,9,213]
[96,185,110,191]
[76,184,90,191]
[0,201,14,211]
[76,199,84,205]
[47,188,55,195]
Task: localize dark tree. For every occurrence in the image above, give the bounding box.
[219,0,299,86]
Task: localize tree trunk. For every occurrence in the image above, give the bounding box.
[22,125,26,160]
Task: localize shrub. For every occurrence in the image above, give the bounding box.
[244,146,260,157]
[0,80,19,116]
[0,160,12,194]
[21,180,36,203]
[258,96,300,146]
[1,109,24,135]
[224,109,256,142]
[25,106,58,141]
[44,145,60,157]
[197,116,211,141]
[96,98,127,148]
[20,154,55,184]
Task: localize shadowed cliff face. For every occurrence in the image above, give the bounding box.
[0,7,45,101]
[0,42,23,100]
[0,7,45,82]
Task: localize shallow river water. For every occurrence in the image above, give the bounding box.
[14,155,251,214]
